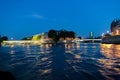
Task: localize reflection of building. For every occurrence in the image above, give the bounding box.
[99,44,120,79]
[100,44,120,58]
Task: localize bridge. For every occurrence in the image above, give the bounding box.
[2,39,102,46]
[74,39,102,43]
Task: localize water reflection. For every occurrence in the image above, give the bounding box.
[10,45,15,54]
[100,44,120,58]
[99,44,120,80]
[1,43,120,80]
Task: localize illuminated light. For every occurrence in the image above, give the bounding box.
[10,50,15,54]
[65,50,72,54]
[101,44,120,58]
[76,44,80,49]
[74,54,81,59]
[42,69,51,74]
[49,44,52,47]
[11,37,14,40]
[10,45,14,48]
[110,32,114,36]
[107,30,109,33]
[64,40,67,43]
[101,44,112,48]
[65,44,67,48]
[46,44,49,49]
[102,33,104,36]
[92,46,96,48]
[41,57,48,61]
[116,30,119,35]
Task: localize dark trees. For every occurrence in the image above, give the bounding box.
[48,29,58,42]
[104,33,111,37]
[48,29,76,42]
[1,36,8,41]
[69,31,75,38]
[0,36,8,46]
[21,36,33,40]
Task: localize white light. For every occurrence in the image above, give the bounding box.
[107,31,109,33]
[102,33,104,36]
[11,37,13,40]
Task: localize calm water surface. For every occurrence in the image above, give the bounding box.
[0,43,120,80]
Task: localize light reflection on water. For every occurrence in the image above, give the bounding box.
[0,43,120,80]
[100,44,120,58]
[99,44,120,80]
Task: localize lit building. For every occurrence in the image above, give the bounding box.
[32,32,49,42]
[111,19,120,35]
[102,19,120,44]
[89,32,94,38]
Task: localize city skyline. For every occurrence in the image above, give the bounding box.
[1,0,120,39]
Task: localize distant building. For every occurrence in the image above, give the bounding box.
[111,19,120,35]
[102,19,120,44]
[89,32,94,38]
[32,32,49,42]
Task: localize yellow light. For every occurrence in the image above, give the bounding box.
[116,30,119,35]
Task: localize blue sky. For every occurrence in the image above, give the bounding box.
[0,0,120,39]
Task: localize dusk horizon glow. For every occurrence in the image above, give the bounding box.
[1,0,120,39]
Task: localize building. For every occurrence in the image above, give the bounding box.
[102,19,120,44]
[89,32,94,38]
[32,32,49,42]
[111,19,120,35]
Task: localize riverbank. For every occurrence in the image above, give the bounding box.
[102,35,120,44]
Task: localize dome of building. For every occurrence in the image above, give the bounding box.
[111,19,120,32]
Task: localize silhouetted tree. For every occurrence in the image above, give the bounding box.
[78,36,82,39]
[48,29,58,42]
[0,36,8,46]
[104,34,111,37]
[0,35,2,46]
[59,30,75,40]
[69,31,75,38]
[21,37,28,40]
[2,36,8,41]
[59,30,66,39]
[22,36,33,40]
[48,29,76,42]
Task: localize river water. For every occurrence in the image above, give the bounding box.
[0,43,120,80]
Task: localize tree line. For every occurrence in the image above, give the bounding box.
[48,29,76,42]
[21,29,76,42]
[0,35,8,46]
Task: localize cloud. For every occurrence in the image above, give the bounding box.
[31,14,44,19]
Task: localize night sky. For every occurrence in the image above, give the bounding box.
[0,0,120,39]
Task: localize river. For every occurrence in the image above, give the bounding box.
[0,43,120,80]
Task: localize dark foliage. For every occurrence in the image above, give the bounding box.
[48,29,76,42]
[21,36,33,40]
[1,36,8,41]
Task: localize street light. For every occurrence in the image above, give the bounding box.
[107,30,109,33]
